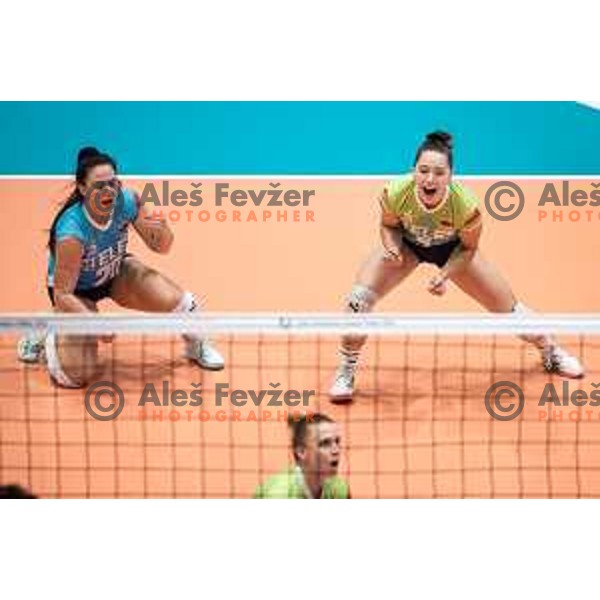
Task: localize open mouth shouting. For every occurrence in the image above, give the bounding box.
[418,184,443,207]
[100,190,114,208]
[86,179,121,221]
[102,188,117,207]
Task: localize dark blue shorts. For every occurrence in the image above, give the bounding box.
[402,237,461,268]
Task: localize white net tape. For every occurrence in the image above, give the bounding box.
[2,312,600,336]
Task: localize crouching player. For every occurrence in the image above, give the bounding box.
[18,147,224,387]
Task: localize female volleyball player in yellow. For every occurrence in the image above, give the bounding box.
[18,147,224,387]
[329,131,584,401]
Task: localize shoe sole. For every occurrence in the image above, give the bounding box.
[555,370,585,379]
[186,356,225,371]
[329,392,354,404]
[197,362,225,371]
[544,367,585,379]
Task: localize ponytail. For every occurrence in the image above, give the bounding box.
[47,146,118,253]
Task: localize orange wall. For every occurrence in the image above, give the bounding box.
[1,178,598,313]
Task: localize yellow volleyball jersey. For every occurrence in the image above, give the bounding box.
[381,175,480,247]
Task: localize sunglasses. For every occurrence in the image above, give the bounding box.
[92,177,121,191]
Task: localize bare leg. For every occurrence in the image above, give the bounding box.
[330,243,419,401]
[341,244,419,352]
[449,252,515,313]
[450,252,583,378]
[50,298,101,387]
[110,256,183,311]
[110,256,224,370]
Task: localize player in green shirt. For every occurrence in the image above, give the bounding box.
[329,131,584,401]
[254,413,350,499]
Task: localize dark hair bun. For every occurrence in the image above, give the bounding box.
[425,131,453,149]
[77,146,101,165]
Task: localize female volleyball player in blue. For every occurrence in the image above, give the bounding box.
[329,131,584,401]
[18,147,224,387]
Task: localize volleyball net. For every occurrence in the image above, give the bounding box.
[2,312,600,498]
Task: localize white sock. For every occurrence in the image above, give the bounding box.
[338,347,360,367]
[172,292,203,344]
[172,291,200,314]
[513,301,554,352]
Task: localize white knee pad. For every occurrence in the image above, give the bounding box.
[44,333,82,389]
[346,285,378,313]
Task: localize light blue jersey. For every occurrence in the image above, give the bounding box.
[47,188,139,290]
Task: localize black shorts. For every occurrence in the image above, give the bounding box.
[402,237,460,268]
[47,278,115,306]
[47,253,133,306]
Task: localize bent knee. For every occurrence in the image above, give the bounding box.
[48,334,99,388]
[120,258,158,286]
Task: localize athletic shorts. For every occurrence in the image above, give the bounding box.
[47,278,115,306]
[46,253,133,305]
[402,237,461,268]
